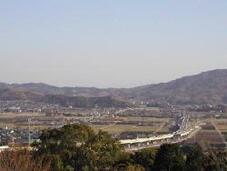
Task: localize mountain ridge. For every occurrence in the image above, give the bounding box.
[1,69,227,105]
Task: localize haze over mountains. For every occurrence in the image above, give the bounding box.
[1,69,227,106]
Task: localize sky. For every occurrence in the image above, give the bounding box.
[0,0,227,88]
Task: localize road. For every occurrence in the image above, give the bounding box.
[120,113,202,151]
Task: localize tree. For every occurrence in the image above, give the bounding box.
[126,164,145,171]
[113,151,134,170]
[203,150,227,171]
[182,144,203,171]
[33,124,123,171]
[153,144,185,171]
[0,149,50,171]
[131,148,156,170]
[85,131,123,169]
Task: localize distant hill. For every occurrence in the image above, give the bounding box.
[127,69,227,105]
[0,88,129,108]
[1,69,227,105]
[0,88,42,101]
[0,83,114,97]
[41,95,129,108]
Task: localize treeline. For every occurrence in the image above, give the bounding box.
[0,88,130,108]
[41,95,130,108]
[0,124,227,171]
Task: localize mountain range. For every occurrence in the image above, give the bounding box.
[1,69,227,106]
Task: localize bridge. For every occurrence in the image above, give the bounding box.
[119,114,201,151]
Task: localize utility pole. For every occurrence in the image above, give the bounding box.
[28,118,31,146]
[194,115,197,144]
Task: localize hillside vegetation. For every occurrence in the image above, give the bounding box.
[1,69,227,105]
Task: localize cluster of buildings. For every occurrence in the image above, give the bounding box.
[0,100,61,114]
[0,127,40,146]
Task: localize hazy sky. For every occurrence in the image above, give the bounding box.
[0,0,227,88]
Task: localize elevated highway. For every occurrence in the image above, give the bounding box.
[119,113,201,151]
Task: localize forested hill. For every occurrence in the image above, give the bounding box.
[0,88,129,108]
[127,69,227,105]
[1,69,227,105]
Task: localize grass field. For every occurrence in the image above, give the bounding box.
[118,116,170,122]
[91,124,158,134]
[91,117,171,135]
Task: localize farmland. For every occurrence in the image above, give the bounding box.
[185,119,227,150]
[91,116,171,136]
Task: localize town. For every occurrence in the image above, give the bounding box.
[0,99,226,153]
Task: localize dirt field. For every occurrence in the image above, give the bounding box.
[213,119,227,131]
[91,116,171,135]
[0,112,45,118]
[118,116,170,122]
[91,124,157,134]
[185,120,226,150]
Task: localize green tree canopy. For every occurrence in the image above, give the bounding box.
[153,144,185,171]
[131,148,156,170]
[33,124,123,171]
[182,144,203,171]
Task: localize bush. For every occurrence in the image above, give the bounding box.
[0,149,50,171]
